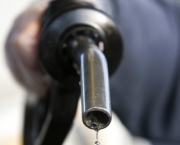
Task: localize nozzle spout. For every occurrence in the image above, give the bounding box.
[68,36,111,130]
[81,46,111,130]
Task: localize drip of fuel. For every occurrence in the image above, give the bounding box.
[94,130,100,145]
[96,130,98,141]
[94,141,100,145]
[90,122,100,145]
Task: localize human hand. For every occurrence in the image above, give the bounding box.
[5,0,52,96]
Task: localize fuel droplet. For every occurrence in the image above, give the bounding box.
[94,141,100,145]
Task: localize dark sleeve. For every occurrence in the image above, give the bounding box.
[110,0,180,144]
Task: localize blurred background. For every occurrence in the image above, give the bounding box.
[0,0,33,144]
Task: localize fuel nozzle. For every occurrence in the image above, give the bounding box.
[39,0,122,130]
[66,35,111,130]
